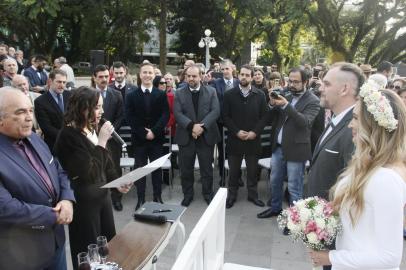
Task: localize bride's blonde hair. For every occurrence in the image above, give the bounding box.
[330,89,406,226]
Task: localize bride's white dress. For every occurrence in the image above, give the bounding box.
[329,167,406,270]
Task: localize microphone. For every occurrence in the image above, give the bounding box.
[99,118,127,148]
[133,213,167,224]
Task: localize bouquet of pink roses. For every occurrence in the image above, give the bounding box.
[277,196,342,251]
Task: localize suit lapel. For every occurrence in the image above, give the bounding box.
[0,135,50,196]
[312,109,353,161]
[197,86,206,120]
[103,89,112,112]
[185,87,197,122]
[46,91,62,114]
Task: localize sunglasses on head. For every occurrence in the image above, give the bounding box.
[389,85,401,90]
[159,81,166,85]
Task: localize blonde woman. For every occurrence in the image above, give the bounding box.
[309,83,406,269]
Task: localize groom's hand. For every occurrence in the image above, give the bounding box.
[308,250,331,267]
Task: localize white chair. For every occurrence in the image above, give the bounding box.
[171,188,271,270]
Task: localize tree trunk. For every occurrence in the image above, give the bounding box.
[159,0,167,74]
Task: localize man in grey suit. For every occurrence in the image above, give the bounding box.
[306,63,364,270]
[174,65,220,206]
[307,62,364,199]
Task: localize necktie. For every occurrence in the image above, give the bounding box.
[117,84,122,90]
[226,80,232,90]
[144,89,151,114]
[57,93,64,112]
[17,140,56,199]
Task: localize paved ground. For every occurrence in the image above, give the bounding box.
[66,167,406,270]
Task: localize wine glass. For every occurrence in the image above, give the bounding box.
[77,252,91,270]
[97,235,109,264]
[88,243,101,266]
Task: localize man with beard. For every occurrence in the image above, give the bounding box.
[223,65,268,208]
[109,61,136,106]
[2,58,18,86]
[257,67,320,222]
[174,65,220,206]
[23,54,48,93]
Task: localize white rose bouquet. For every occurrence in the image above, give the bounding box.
[277,197,342,269]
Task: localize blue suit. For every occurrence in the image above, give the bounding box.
[0,133,75,270]
[24,66,48,88]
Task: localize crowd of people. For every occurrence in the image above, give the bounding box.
[0,40,406,270]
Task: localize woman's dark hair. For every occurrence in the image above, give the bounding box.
[153,75,163,88]
[64,86,100,131]
[252,68,267,89]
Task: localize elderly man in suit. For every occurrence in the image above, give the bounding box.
[93,64,125,211]
[125,63,169,210]
[258,67,320,220]
[174,64,220,206]
[34,69,70,152]
[0,87,75,270]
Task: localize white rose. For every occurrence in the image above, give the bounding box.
[287,220,301,234]
[314,205,323,216]
[315,218,326,230]
[307,232,319,245]
[299,208,312,222]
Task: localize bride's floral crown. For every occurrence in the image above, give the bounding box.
[359,80,398,132]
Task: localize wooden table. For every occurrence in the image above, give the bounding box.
[107,221,171,270]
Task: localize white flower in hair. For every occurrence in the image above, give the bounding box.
[359,80,398,132]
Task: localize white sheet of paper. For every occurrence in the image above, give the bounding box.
[101,153,171,188]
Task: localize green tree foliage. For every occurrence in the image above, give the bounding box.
[305,0,406,65]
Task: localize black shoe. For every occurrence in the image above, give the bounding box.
[226,198,236,209]
[135,198,145,211]
[181,197,193,207]
[248,198,265,207]
[153,195,164,204]
[257,208,282,219]
[238,178,244,187]
[283,227,290,235]
[203,195,213,205]
[112,200,123,211]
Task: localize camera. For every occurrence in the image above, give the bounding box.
[313,69,320,78]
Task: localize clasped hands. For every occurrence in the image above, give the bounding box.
[192,123,204,139]
[237,130,256,141]
[308,249,331,267]
[145,128,155,140]
[53,200,73,225]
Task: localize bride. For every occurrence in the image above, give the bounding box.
[309,83,406,269]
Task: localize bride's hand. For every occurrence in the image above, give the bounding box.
[308,250,331,267]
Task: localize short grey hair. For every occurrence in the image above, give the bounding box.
[58,56,67,64]
[0,87,23,119]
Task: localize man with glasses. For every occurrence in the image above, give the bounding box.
[257,67,320,223]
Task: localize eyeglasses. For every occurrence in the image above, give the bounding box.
[159,82,167,85]
[288,80,302,85]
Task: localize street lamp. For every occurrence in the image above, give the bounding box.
[198,29,217,71]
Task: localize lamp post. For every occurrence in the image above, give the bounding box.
[198,29,217,71]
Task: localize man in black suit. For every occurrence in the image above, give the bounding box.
[23,54,48,93]
[109,61,137,105]
[174,65,220,206]
[93,64,124,211]
[223,65,268,209]
[34,69,70,152]
[210,59,239,184]
[125,63,169,210]
[258,67,320,219]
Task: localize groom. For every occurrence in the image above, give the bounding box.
[306,62,364,269]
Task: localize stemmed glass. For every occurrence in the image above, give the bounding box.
[77,252,91,270]
[88,243,101,266]
[97,235,109,264]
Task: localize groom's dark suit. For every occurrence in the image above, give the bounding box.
[306,108,354,199]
